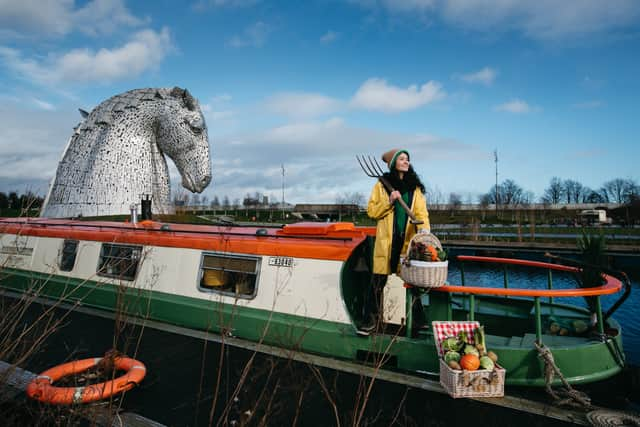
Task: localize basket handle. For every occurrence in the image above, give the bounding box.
[404,232,443,263]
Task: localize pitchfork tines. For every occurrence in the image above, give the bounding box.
[356,155,385,178]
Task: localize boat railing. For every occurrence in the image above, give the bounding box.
[430,255,630,345]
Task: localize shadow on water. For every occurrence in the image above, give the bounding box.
[4,299,582,427]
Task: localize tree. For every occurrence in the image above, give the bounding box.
[222,196,230,208]
[603,179,626,203]
[541,177,564,204]
[0,192,9,209]
[563,179,585,204]
[500,179,524,206]
[336,192,366,207]
[448,192,462,208]
[482,179,525,207]
[8,192,19,210]
[211,196,220,208]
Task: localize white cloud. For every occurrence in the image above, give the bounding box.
[350,78,445,113]
[0,28,173,85]
[320,30,339,44]
[226,22,270,47]
[457,67,497,85]
[494,99,536,114]
[0,0,145,38]
[32,98,55,111]
[352,0,640,41]
[266,92,343,118]
[204,116,475,203]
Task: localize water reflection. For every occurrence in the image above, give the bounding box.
[447,259,640,365]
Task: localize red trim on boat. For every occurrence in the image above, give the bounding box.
[0,219,367,261]
[433,255,622,297]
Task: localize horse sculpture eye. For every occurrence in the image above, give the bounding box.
[185,117,204,134]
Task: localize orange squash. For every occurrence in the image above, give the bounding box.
[426,245,439,261]
[459,354,480,371]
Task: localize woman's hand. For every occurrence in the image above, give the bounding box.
[389,190,401,204]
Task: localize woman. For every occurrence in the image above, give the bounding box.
[362,148,430,333]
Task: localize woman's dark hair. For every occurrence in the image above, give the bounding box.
[383,165,425,193]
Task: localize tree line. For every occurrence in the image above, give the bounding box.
[0,191,44,210]
[435,177,639,208]
[3,176,638,212]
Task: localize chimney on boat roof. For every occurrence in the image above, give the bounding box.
[129,204,138,224]
[140,194,152,221]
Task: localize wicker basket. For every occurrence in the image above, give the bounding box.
[400,233,448,288]
[432,321,505,398]
[439,359,505,398]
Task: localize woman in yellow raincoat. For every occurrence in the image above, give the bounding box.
[361,148,430,333]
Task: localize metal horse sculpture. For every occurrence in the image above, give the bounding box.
[41,87,211,218]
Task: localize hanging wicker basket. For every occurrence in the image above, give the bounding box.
[400,233,448,288]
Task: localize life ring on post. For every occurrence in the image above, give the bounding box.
[26,356,146,405]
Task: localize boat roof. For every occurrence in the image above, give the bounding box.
[0,218,374,261]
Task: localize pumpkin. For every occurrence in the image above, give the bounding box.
[459,353,480,371]
[426,245,439,261]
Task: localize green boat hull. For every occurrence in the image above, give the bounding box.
[1,267,625,387]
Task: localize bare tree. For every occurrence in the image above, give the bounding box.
[602,178,637,203]
[563,179,585,203]
[500,179,524,206]
[541,177,564,204]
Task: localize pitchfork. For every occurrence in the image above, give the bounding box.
[357,155,423,224]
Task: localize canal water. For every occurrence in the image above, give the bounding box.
[446,252,640,366]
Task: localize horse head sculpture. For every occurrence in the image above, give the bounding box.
[41,87,212,218]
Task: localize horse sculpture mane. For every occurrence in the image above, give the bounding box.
[41,87,211,218]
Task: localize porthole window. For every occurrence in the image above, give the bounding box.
[59,240,79,272]
[97,244,142,281]
[199,253,259,298]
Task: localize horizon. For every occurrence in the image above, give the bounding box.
[1,1,639,205]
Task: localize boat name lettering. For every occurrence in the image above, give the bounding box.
[0,246,34,256]
[268,256,294,267]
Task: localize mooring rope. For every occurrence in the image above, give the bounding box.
[533,342,594,410]
[586,409,640,427]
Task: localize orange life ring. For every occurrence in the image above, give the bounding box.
[26,356,146,405]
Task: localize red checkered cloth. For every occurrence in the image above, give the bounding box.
[432,321,480,356]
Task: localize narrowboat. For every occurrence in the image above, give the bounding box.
[0,217,629,387]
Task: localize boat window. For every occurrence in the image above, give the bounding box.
[199,253,259,298]
[97,244,142,281]
[59,240,79,272]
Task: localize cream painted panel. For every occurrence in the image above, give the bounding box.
[136,246,202,295]
[384,275,406,326]
[0,233,36,269]
[255,258,351,324]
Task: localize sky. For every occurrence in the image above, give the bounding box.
[1,0,639,206]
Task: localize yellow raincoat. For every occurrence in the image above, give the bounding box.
[367,181,430,275]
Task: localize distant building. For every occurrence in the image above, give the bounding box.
[293,204,360,221]
[578,209,612,225]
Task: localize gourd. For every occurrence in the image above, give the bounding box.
[460,354,480,371]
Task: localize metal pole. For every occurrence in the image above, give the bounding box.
[281,164,285,220]
[494,149,499,220]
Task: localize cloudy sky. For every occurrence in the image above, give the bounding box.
[1,0,639,205]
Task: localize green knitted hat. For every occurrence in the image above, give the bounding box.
[382,148,410,170]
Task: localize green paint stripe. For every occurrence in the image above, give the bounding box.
[0,267,624,385]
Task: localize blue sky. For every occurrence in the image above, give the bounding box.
[1,0,639,205]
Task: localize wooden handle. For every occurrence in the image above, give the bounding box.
[378,177,423,224]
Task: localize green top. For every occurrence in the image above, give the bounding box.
[394,191,410,235]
